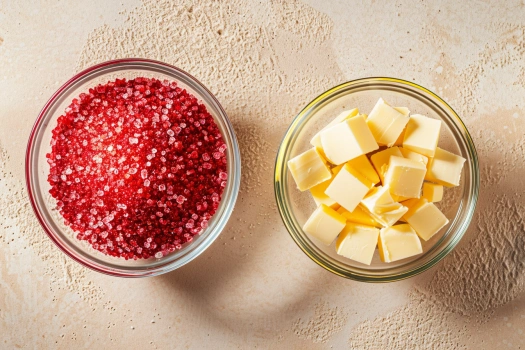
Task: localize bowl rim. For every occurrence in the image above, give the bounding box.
[25,58,241,277]
[274,77,479,282]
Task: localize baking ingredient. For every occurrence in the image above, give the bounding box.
[370,146,404,184]
[310,108,359,149]
[403,114,441,157]
[399,147,429,166]
[325,163,374,212]
[422,182,443,202]
[384,156,426,198]
[367,98,410,146]
[378,224,423,262]
[425,147,466,187]
[47,77,227,259]
[360,186,408,227]
[403,198,449,241]
[335,223,380,265]
[320,115,378,165]
[336,206,381,228]
[346,154,380,185]
[303,204,346,245]
[288,148,331,191]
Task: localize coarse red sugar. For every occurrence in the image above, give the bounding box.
[47,77,227,260]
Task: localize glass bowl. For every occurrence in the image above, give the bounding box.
[274,77,479,282]
[26,59,241,277]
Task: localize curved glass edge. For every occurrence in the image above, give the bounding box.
[26,59,241,277]
[274,77,479,282]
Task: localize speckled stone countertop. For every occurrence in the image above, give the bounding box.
[1,1,524,348]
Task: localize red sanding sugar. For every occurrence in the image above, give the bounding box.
[46,77,227,260]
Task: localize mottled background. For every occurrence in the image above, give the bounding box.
[1,0,524,348]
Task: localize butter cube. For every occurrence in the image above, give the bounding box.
[337,206,381,228]
[399,147,428,166]
[370,146,403,184]
[404,198,449,241]
[367,98,410,146]
[360,186,408,227]
[403,114,441,157]
[346,154,380,185]
[425,147,466,187]
[378,224,423,262]
[422,182,443,202]
[288,148,332,191]
[320,115,379,165]
[384,156,426,198]
[310,108,359,148]
[336,223,380,265]
[303,204,346,245]
[392,107,410,147]
[308,164,344,206]
[325,163,374,212]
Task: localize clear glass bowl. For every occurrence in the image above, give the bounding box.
[26,59,241,277]
[274,78,479,282]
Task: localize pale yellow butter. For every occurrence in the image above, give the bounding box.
[320,115,379,165]
[370,146,403,184]
[337,206,381,228]
[310,108,359,148]
[378,224,423,262]
[403,114,441,157]
[425,147,466,187]
[325,163,374,212]
[422,182,443,202]
[404,198,449,241]
[399,147,428,166]
[384,156,426,198]
[336,223,380,265]
[287,148,332,191]
[309,164,344,206]
[360,185,408,227]
[303,204,347,245]
[346,154,380,185]
[367,98,410,146]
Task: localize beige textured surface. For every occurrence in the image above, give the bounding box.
[1,0,525,348]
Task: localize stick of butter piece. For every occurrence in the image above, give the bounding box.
[287,148,332,191]
[309,164,344,206]
[337,206,381,228]
[325,163,374,212]
[392,106,410,147]
[370,146,403,184]
[425,147,466,187]
[346,154,380,185]
[310,108,359,148]
[403,114,441,157]
[360,185,409,227]
[399,147,429,166]
[303,204,346,246]
[384,156,426,198]
[367,98,410,146]
[320,115,379,165]
[336,223,380,265]
[422,182,443,202]
[404,198,449,241]
[378,224,423,262]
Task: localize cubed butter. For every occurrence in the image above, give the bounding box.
[325,163,374,212]
[346,154,380,185]
[288,148,332,191]
[425,147,466,187]
[404,198,449,241]
[337,206,381,228]
[320,115,379,165]
[310,108,359,148]
[378,224,423,262]
[422,182,443,202]
[403,114,441,157]
[384,156,426,198]
[400,147,428,166]
[309,164,344,206]
[336,223,380,265]
[370,146,403,184]
[303,204,346,245]
[360,186,408,227]
[367,98,410,146]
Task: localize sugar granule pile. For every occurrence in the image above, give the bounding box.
[47,77,227,259]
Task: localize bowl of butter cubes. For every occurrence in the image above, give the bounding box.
[274,78,479,282]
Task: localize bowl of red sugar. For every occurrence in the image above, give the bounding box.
[26,59,241,277]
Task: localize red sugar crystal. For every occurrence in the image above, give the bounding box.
[47,77,227,260]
